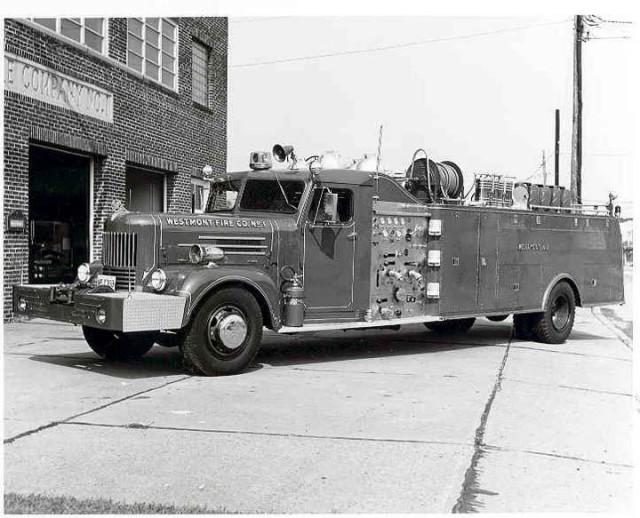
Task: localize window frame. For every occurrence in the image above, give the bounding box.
[127,17,179,91]
[191,38,211,107]
[307,187,354,225]
[191,177,211,214]
[30,17,108,55]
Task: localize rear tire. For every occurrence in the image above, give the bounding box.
[82,327,157,360]
[182,288,263,376]
[425,318,476,334]
[531,281,576,344]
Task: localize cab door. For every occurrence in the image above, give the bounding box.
[303,186,357,311]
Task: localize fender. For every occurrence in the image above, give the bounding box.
[175,267,281,330]
[541,273,581,310]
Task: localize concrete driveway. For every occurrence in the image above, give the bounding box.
[3,307,633,513]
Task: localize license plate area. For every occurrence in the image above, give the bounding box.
[96,274,116,290]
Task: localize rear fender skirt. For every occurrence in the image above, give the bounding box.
[541,273,581,309]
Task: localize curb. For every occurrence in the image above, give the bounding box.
[591,307,633,350]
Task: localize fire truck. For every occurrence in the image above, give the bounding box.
[13,145,624,375]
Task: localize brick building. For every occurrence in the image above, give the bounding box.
[3,17,228,320]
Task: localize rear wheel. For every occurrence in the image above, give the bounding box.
[531,281,576,344]
[182,288,263,376]
[425,318,476,334]
[82,327,157,360]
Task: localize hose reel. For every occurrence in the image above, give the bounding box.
[405,149,464,203]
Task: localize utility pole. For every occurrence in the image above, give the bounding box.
[554,109,560,186]
[571,15,583,204]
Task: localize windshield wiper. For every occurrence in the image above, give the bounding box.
[274,174,298,212]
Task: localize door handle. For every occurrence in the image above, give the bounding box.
[347,231,358,240]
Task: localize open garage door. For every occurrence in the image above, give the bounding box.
[29,146,90,284]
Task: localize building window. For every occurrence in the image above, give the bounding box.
[31,18,107,54]
[192,178,211,214]
[127,18,178,90]
[192,40,210,107]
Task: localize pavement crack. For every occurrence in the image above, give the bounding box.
[4,376,191,445]
[509,344,630,362]
[61,420,474,448]
[501,377,632,397]
[452,329,513,513]
[483,444,633,468]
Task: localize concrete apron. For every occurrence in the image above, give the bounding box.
[3,308,633,513]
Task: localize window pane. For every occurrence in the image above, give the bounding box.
[162,36,175,55]
[162,71,175,88]
[145,43,159,64]
[146,18,159,30]
[161,52,174,69]
[146,27,159,47]
[33,18,57,31]
[192,40,209,105]
[128,18,143,37]
[128,52,143,72]
[162,19,175,37]
[61,18,82,42]
[146,62,159,80]
[85,32,103,52]
[129,34,143,55]
[85,18,104,35]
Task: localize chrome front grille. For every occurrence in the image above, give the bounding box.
[103,232,138,267]
[199,235,268,255]
[102,232,137,289]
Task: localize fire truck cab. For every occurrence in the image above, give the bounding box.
[14,148,625,375]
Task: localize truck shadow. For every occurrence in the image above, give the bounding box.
[26,322,610,378]
[256,323,513,368]
[28,347,185,380]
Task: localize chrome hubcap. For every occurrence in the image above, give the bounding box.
[208,308,247,350]
[551,296,569,330]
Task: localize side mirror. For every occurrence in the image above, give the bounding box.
[322,192,339,223]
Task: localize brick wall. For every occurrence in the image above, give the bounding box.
[3,17,228,320]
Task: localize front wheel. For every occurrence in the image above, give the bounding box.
[425,318,476,334]
[182,288,263,376]
[82,327,157,360]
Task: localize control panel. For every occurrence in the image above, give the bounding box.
[369,212,431,321]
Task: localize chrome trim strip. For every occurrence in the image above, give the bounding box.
[198,235,266,241]
[278,314,441,333]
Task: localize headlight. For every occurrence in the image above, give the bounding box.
[95,307,107,324]
[77,263,91,284]
[18,297,27,312]
[150,269,167,292]
[189,245,224,264]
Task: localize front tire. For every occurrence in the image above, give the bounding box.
[425,317,476,334]
[182,288,263,376]
[82,327,157,360]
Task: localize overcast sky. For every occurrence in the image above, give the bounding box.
[227,15,633,207]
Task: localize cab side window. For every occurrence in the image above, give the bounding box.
[308,187,353,224]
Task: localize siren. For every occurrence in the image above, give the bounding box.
[273,144,295,163]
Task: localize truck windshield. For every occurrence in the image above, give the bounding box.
[206,179,242,213]
[239,179,306,213]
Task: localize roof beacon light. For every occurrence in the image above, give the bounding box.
[249,151,272,171]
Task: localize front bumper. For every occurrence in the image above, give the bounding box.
[13,284,188,332]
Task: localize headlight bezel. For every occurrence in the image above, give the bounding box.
[77,263,91,284]
[150,269,168,292]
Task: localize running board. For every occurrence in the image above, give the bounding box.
[277,315,441,334]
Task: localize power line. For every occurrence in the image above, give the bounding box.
[231,19,570,69]
[593,17,633,25]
